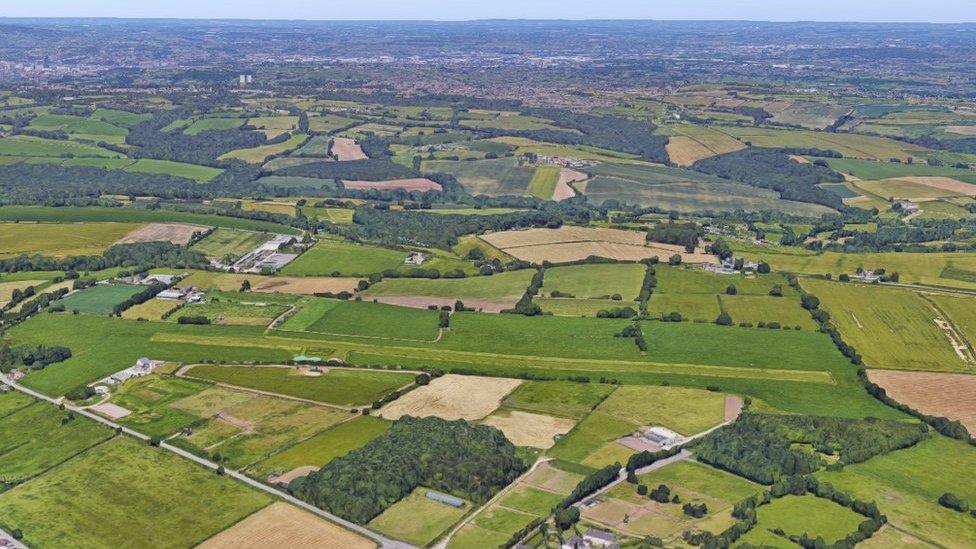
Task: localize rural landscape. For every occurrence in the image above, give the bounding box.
[1,9,976,549]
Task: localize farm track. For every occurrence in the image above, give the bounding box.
[0,372,417,549]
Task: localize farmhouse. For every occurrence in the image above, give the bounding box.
[583,528,619,547]
[404,251,427,265]
[157,287,190,300]
[853,270,881,283]
[897,201,920,214]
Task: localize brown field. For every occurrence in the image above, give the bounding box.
[480,227,716,264]
[252,276,361,295]
[198,502,376,549]
[944,125,976,136]
[482,410,576,449]
[666,136,716,167]
[553,168,587,201]
[331,137,367,161]
[344,178,442,192]
[867,369,976,432]
[115,223,211,246]
[370,295,512,313]
[378,374,522,421]
[899,176,976,196]
[481,226,649,248]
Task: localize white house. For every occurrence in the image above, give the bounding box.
[404,251,427,265]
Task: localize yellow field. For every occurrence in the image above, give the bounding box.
[379,374,522,421]
[219,134,309,163]
[198,502,376,549]
[664,124,746,166]
[718,127,930,161]
[121,298,182,320]
[0,222,144,258]
[481,410,576,449]
[182,271,360,294]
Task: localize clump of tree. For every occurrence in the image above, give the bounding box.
[0,242,208,274]
[290,416,526,524]
[647,222,700,253]
[0,344,72,372]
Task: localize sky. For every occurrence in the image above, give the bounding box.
[3,0,975,23]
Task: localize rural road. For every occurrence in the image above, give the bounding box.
[577,449,693,504]
[0,374,416,549]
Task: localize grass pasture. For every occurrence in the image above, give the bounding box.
[719,126,930,161]
[178,301,288,326]
[279,298,442,341]
[368,487,469,546]
[191,228,271,261]
[183,365,414,406]
[543,263,646,300]
[281,238,407,276]
[0,437,271,549]
[362,269,533,306]
[252,416,390,479]
[59,283,146,315]
[123,158,223,182]
[736,495,866,547]
[423,157,536,196]
[106,375,211,437]
[219,133,308,163]
[500,380,615,419]
[121,298,183,320]
[526,166,561,199]
[719,294,818,330]
[0,221,143,258]
[0,135,121,158]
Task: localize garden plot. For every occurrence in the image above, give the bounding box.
[379,374,522,421]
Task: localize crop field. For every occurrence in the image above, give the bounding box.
[184,365,414,406]
[181,271,361,295]
[501,380,614,419]
[281,238,407,276]
[543,263,646,300]
[823,157,976,183]
[854,178,964,201]
[663,124,747,166]
[344,177,442,191]
[190,228,271,260]
[735,495,866,547]
[803,279,969,371]
[549,385,726,467]
[867,370,976,432]
[0,279,45,306]
[588,460,761,539]
[115,222,211,245]
[0,135,122,157]
[525,166,561,199]
[199,502,375,549]
[363,269,533,307]
[423,157,536,196]
[929,293,976,346]
[279,299,441,341]
[817,436,976,548]
[105,375,211,437]
[379,374,522,421]
[174,393,348,469]
[219,133,308,163]
[252,416,390,479]
[581,162,834,216]
[368,487,469,546]
[0,221,143,258]
[60,283,146,314]
[179,301,289,325]
[481,409,576,448]
[120,297,182,320]
[0,402,114,483]
[719,126,930,161]
[300,205,355,224]
[0,437,271,549]
[329,137,368,160]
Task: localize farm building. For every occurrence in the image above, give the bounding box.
[404,251,427,265]
[95,357,162,386]
[425,490,465,508]
[157,287,190,300]
[897,201,920,214]
[642,426,684,449]
[583,528,618,547]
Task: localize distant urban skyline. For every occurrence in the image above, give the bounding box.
[4,0,975,24]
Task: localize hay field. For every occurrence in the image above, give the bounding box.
[867,369,976,431]
[0,279,45,306]
[368,488,468,546]
[481,409,575,448]
[199,502,375,549]
[718,294,819,330]
[0,222,143,258]
[526,166,561,200]
[664,124,746,166]
[543,263,646,300]
[344,178,442,191]
[804,279,968,371]
[60,284,145,315]
[121,298,182,320]
[854,178,962,201]
[331,137,367,160]
[379,374,522,421]
[115,222,210,245]
[280,239,406,277]
[480,226,716,264]
[736,495,865,547]
[219,134,308,163]
[718,127,929,161]
[362,269,533,306]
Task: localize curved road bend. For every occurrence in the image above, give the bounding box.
[0,374,416,549]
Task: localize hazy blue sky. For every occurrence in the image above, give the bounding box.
[4,0,974,23]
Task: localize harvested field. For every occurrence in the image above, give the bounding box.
[378,374,522,421]
[115,222,211,246]
[343,178,442,192]
[898,176,976,196]
[481,410,576,449]
[198,502,376,549]
[331,137,367,161]
[553,168,586,201]
[370,295,511,313]
[522,462,584,494]
[267,465,319,486]
[945,125,976,136]
[253,276,361,295]
[481,226,716,265]
[867,369,976,432]
[665,125,746,166]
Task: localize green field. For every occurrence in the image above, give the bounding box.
[929,293,976,348]
[27,113,128,140]
[282,238,407,276]
[252,416,390,478]
[718,126,929,161]
[0,206,301,235]
[0,135,122,158]
[526,166,560,199]
[184,365,414,406]
[824,157,976,183]
[543,263,646,300]
[501,380,615,419]
[624,460,760,505]
[121,298,182,320]
[0,221,142,258]
[91,108,152,128]
[181,117,244,135]
[817,436,976,548]
[173,393,348,469]
[0,391,33,418]
[219,133,308,163]
[0,401,114,483]
[279,299,442,341]
[369,487,469,546]
[363,269,533,303]
[60,284,146,315]
[804,279,967,371]
[300,206,355,224]
[736,495,868,547]
[292,135,332,156]
[718,294,818,329]
[0,437,271,549]
[647,293,721,320]
[190,228,271,261]
[123,158,223,182]
[178,301,288,326]
[423,157,536,196]
[108,375,211,437]
[536,297,635,317]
